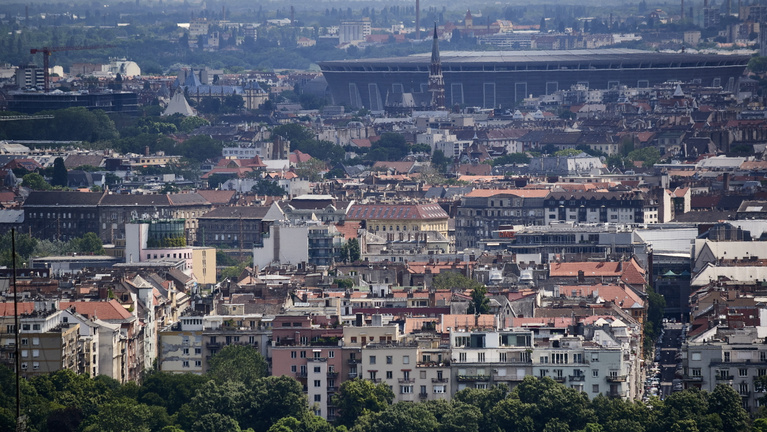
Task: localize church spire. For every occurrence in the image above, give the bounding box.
[428,23,446,110]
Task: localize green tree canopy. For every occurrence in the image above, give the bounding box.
[432,272,484,292]
[22,173,52,190]
[332,379,394,428]
[207,344,268,386]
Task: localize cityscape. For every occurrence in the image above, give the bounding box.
[0,0,767,430]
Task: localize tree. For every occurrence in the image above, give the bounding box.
[51,157,68,187]
[352,402,439,432]
[708,384,750,432]
[347,238,360,262]
[367,132,409,161]
[467,285,490,315]
[627,147,660,167]
[431,149,450,173]
[191,413,242,432]
[177,135,223,163]
[332,379,394,428]
[71,232,105,255]
[246,376,309,431]
[295,158,326,181]
[138,371,209,416]
[749,56,767,74]
[207,344,268,386]
[22,173,52,190]
[432,272,483,292]
[81,398,171,432]
[251,179,286,196]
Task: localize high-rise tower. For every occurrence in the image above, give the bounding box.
[428,24,446,110]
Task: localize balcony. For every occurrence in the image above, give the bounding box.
[457,375,490,382]
[206,342,221,349]
[369,378,381,383]
[715,375,735,381]
[295,371,307,379]
[347,358,361,365]
[431,377,449,383]
[739,390,751,397]
[606,375,628,383]
[327,371,339,378]
[569,375,586,382]
[398,378,415,384]
[553,376,567,383]
[608,391,626,399]
[418,392,428,399]
[348,372,358,379]
[683,375,703,382]
[327,386,337,392]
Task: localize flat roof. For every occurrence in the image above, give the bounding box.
[319,49,749,68]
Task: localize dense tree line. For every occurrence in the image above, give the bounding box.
[0,342,758,432]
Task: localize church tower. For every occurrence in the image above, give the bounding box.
[428,23,446,110]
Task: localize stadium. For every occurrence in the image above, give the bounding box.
[318,49,750,110]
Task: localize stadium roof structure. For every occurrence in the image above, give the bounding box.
[318,49,749,110]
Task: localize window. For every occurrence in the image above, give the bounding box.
[328,351,335,358]
[478,352,486,362]
[32,338,39,346]
[691,368,701,377]
[400,385,413,394]
[386,356,393,364]
[300,351,306,358]
[459,353,467,362]
[540,356,549,364]
[433,385,446,393]
[291,365,297,372]
[183,348,189,355]
[370,356,376,365]
[194,360,201,367]
[740,368,748,377]
[403,356,409,364]
[314,351,321,359]
[592,369,599,377]
[386,371,393,379]
[21,338,28,346]
[314,380,321,387]
[183,361,189,368]
[32,350,39,358]
[592,384,599,393]
[724,352,731,362]
[691,352,702,361]
[314,366,321,373]
[314,394,322,402]
[195,348,201,355]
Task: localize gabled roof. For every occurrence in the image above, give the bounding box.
[60,299,134,321]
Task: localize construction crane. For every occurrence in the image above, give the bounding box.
[29,45,113,92]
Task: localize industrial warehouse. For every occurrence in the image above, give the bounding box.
[318,49,750,110]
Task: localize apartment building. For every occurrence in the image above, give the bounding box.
[456,189,548,250]
[450,328,535,394]
[682,326,766,412]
